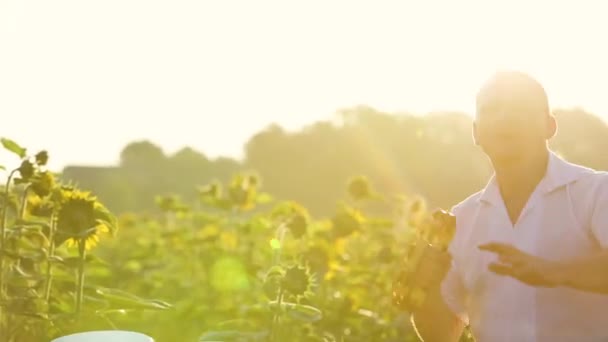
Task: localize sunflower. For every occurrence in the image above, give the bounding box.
[54,189,116,250]
[271,201,310,238]
[228,173,258,211]
[17,159,35,181]
[198,181,222,204]
[347,175,374,201]
[26,194,54,218]
[30,171,56,198]
[429,209,457,251]
[331,204,365,238]
[34,150,48,166]
[281,262,316,302]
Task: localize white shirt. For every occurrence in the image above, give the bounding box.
[441,151,608,342]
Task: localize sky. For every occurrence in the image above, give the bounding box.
[1,0,608,173]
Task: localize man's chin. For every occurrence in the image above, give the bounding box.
[488,153,524,166]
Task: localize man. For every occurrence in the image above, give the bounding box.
[410,71,608,341]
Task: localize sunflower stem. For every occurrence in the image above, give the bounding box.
[272,222,287,266]
[0,169,17,330]
[277,289,284,333]
[269,221,289,342]
[75,238,86,315]
[44,213,57,302]
[18,185,30,220]
[270,288,285,342]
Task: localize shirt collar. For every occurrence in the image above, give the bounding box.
[478,150,587,205]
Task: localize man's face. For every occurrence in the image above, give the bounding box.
[473,77,553,164]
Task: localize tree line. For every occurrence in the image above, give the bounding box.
[60,106,608,217]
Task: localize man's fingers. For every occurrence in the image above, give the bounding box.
[488,263,518,277]
[498,253,520,265]
[479,243,535,263]
[488,263,532,284]
[488,262,554,287]
[478,242,520,255]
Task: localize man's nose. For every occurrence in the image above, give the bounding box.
[486,109,508,127]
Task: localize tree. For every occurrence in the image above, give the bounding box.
[120,140,166,170]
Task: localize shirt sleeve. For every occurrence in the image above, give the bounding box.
[591,173,608,248]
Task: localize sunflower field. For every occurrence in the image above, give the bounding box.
[0,139,475,342]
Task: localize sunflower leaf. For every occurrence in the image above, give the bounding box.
[95,287,172,311]
[267,301,323,322]
[94,203,118,235]
[1,138,26,159]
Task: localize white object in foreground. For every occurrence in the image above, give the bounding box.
[51,330,154,342]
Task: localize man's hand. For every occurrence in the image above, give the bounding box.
[414,244,453,288]
[393,244,452,310]
[478,242,564,287]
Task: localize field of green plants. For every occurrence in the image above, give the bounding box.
[0,138,475,342]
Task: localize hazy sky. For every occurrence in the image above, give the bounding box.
[1,0,607,172]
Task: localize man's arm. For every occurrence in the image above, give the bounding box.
[557,172,608,294]
[478,175,608,294]
[409,251,469,342]
[409,204,470,341]
[557,249,608,294]
[410,282,467,342]
[479,243,608,294]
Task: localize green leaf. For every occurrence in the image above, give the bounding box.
[1,138,26,159]
[95,287,172,311]
[57,255,105,269]
[14,218,51,228]
[14,312,49,320]
[265,265,285,277]
[96,309,127,315]
[94,202,118,234]
[13,178,26,185]
[267,301,323,322]
[48,255,64,263]
[289,305,322,322]
[5,265,45,287]
[0,165,5,171]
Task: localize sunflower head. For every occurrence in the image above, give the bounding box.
[55,190,116,250]
[302,243,330,278]
[281,262,316,301]
[30,171,56,198]
[34,150,48,166]
[50,184,76,204]
[17,159,35,182]
[227,173,261,211]
[330,204,365,239]
[347,175,374,201]
[428,209,456,251]
[287,213,308,239]
[271,201,310,238]
[26,194,54,218]
[198,181,222,203]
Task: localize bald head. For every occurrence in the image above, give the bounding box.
[476,70,550,119]
[472,70,556,165]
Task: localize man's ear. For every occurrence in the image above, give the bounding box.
[546,114,557,140]
[473,121,480,145]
